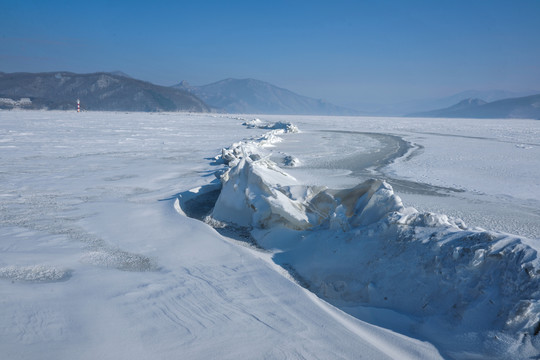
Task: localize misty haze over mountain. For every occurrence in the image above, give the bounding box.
[407,94,540,119]
[173,78,359,116]
[1,71,539,119]
[354,89,540,116]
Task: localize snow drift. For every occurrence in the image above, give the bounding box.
[0,265,71,282]
[195,119,540,358]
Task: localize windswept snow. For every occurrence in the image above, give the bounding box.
[2,110,540,359]
[0,111,442,360]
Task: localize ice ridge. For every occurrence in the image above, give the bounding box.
[184,117,540,358]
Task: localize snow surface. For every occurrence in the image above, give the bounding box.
[1,110,539,359]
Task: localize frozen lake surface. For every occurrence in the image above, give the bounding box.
[1,110,539,359]
[261,115,540,240]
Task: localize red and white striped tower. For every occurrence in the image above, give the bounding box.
[77,99,80,112]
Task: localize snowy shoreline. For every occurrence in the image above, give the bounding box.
[181,117,540,359]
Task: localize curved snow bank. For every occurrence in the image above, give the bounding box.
[272,205,540,357]
[202,120,540,357]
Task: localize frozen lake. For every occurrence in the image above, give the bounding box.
[1,110,539,359]
[260,115,540,240]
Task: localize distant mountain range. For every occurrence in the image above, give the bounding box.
[359,89,540,116]
[407,94,540,119]
[0,72,210,112]
[2,71,538,118]
[173,78,359,116]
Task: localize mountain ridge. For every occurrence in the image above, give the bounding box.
[407,94,540,119]
[173,78,359,116]
[0,71,210,112]
[360,89,540,116]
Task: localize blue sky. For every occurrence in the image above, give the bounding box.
[1,0,539,107]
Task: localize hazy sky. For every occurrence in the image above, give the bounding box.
[1,0,539,108]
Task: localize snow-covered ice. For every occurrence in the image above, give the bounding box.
[1,110,540,359]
